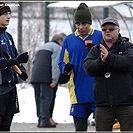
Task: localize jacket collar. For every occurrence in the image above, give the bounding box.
[100,34,129,49]
[0,27,7,32]
[74,28,94,40]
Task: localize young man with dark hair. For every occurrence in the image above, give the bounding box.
[58,2,102,131]
[0,2,29,131]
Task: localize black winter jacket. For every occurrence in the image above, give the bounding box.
[0,27,26,84]
[83,34,133,107]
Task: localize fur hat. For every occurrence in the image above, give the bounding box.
[0,2,11,16]
[74,2,92,25]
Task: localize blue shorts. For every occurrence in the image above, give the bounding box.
[70,102,95,118]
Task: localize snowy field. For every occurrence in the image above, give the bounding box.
[12,83,73,124]
[12,83,94,124]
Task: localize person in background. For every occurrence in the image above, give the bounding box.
[0,2,29,131]
[30,33,66,128]
[83,17,133,131]
[58,2,102,131]
[49,33,66,125]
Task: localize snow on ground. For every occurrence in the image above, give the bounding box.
[12,83,73,124]
[12,83,120,132]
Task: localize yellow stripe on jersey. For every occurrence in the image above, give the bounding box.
[69,71,77,104]
[64,49,77,104]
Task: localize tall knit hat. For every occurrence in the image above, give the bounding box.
[74,2,92,25]
[0,2,11,16]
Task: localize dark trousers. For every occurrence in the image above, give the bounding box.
[72,103,95,131]
[33,83,53,124]
[0,85,18,131]
[73,116,88,131]
[49,85,57,117]
[96,106,133,131]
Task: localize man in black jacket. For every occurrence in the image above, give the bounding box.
[83,17,133,131]
[0,2,29,131]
